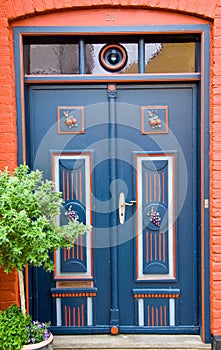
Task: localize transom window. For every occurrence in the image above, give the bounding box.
[23,34,200,75]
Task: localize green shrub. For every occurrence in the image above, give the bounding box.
[0,305,31,350]
[0,164,90,273]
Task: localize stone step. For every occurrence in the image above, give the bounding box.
[52,335,211,350]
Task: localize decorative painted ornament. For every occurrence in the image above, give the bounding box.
[65,205,79,222]
[147,206,161,227]
[64,111,78,128]
[148,110,162,129]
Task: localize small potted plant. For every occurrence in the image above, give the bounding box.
[22,320,53,349]
[0,304,54,350]
[0,164,90,349]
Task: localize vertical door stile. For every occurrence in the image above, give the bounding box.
[108,83,120,326]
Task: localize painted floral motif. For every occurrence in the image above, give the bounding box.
[148,110,162,129]
[64,111,78,128]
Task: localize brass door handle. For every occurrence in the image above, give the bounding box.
[119,192,136,224]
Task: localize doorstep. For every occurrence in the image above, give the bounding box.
[52,335,211,350]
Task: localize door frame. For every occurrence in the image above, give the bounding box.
[13,21,210,342]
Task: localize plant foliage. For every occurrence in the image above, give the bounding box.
[0,305,30,350]
[0,164,90,273]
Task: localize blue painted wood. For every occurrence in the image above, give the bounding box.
[201,26,211,343]
[24,73,201,84]
[142,159,169,275]
[108,84,120,326]
[133,289,181,295]
[51,288,97,327]
[116,84,198,329]
[14,24,210,36]
[14,23,210,339]
[27,83,199,333]
[49,325,200,335]
[138,38,145,73]
[79,39,86,74]
[58,158,87,273]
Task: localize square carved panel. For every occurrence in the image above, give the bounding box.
[58,106,84,134]
[141,106,168,134]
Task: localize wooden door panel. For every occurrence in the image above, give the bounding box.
[28,83,198,333]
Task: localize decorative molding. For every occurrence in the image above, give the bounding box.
[134,293,180,299]
[133,289,180,299]
[134,289,180,327]
[51,288,97,326]
[52,292,96,298]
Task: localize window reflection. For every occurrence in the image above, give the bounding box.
[24,37,197,75]
[145,42,196,73]
[28,44,79,74]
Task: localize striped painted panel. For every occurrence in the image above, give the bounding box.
[136,153,176,280]
[53,153,93,279]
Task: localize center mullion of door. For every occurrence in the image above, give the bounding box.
[107,83,120,327]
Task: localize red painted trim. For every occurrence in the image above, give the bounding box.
[12,9,209,27]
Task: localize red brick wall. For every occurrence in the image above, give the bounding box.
[0,0,220,338]
[0,269,19,310]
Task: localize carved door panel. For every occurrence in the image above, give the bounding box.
[28,83,198,333]
[116,85,198,331]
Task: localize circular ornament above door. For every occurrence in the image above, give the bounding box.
[99,43,128,72]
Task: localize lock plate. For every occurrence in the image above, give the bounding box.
[119,192,126,224]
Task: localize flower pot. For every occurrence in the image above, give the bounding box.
[21,332,53,350]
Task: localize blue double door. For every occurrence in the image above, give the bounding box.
[28,83,199,333]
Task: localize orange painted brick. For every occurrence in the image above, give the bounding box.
[211,226,221,235]
[3,0,16,19]
[211,180,221,188]
[21,0,35,15]
[212,254,221,263]
[211,234,221,244]
[43,0,54,10]
[159,0,172,9]
[53,0,65,9]
[211,298,221,308]
[0,18,8,26]
[211,143,221,152]
[212,133,221,143]
[33,0,47,12]
[212,272,221,281]
[211,208,221,216]
[211,245,221,254]
[177,0,190,12]
[11,0,25,18]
